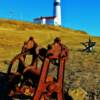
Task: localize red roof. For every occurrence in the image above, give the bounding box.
[34,16,56,20]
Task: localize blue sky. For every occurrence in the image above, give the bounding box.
[0,0,100,36]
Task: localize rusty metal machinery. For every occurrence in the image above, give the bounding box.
[33,43,68,100]
[0,38,69,100]
[80,37,96,52]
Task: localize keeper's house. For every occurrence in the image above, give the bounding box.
[34,16,59,26]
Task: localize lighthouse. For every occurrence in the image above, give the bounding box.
[34,0,62,26]
[54,0,61,26]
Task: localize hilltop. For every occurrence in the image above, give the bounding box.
[0,19,100,99]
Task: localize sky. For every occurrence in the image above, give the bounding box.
[0,0,100,36]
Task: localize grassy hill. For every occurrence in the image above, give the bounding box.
[0,19,100,99]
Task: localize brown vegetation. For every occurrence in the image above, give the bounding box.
[0,19,100,99]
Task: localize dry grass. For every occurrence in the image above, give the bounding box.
[0,19,100,99]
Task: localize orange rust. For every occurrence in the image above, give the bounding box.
[8,37,68,100]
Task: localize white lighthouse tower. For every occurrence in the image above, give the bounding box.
[34,0,62,26]
[54,0,61,26]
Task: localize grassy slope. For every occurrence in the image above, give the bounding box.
[0,19,100,98]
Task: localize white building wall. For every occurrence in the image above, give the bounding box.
[41,18,46,24]
[54,17,59,25]
[34,19,46,24]
[34,18,57,25]
[54,0,61,26]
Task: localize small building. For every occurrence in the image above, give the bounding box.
[34,16,59,26]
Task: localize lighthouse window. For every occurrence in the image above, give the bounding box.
[54,2,60,6]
